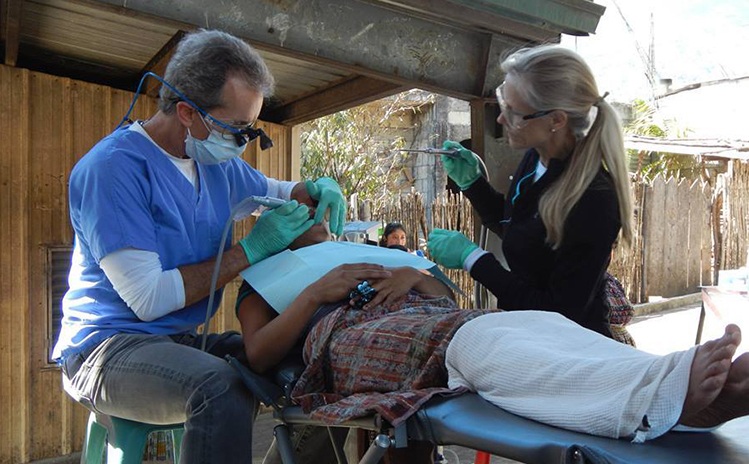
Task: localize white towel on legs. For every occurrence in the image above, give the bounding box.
[446,311,695,442]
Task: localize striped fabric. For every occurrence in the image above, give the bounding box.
[291,292,494,426]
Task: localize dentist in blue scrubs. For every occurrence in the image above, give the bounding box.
[52,29,354,464]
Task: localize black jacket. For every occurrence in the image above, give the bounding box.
[464,149,621,337]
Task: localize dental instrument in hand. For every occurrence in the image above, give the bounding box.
[401,148,460,157]
[248,195,287,208]
[200,195,285,350]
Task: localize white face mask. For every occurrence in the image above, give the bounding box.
[184,127,246,165]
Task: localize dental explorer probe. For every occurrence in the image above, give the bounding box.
[401,148,460,157]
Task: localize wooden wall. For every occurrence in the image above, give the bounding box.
[0,64,292,463]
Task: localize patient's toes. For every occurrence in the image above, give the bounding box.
[725,352,749,394]
[680,352,749,428]
[679,325,740,421]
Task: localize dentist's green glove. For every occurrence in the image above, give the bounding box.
[305,177,347,237]
[441,140,481,190]
[427,228,479,269]
[239,200,314,265]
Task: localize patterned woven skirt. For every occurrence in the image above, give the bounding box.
[291,292,493,425]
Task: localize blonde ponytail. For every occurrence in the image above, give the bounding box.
[501,45,633,249]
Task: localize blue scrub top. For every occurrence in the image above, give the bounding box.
[52,126,269,362]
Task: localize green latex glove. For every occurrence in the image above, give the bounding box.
[427,228,479,269]
[305,177,347,237]
[441,140,481,190]
[239,200,314,265]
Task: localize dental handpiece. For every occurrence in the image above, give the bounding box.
[248,195,287,208]
[401,148,460,158]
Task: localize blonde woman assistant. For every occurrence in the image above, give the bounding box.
[428,45,632,338]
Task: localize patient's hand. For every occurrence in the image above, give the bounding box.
[363,267,427,309]
[303,263,392,308]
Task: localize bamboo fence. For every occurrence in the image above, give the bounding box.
[371,161,749,306]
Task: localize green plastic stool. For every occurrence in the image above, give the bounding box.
[81,412,184,464]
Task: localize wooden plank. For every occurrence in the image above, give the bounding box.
[0,60,12,464]
[643,175,665,298]
[676,178,692,293]
[27,70,65,459]
[13,66,30,463]
[289,125,301,181]
[658,179,677,297]
[700,181,713,285]
[2,0,21,65]
[0,64,31,464]
[641,178,654,298]
[688,180,707,289]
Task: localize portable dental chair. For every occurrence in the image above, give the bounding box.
[226,353,749,464]
[226,234,749,463]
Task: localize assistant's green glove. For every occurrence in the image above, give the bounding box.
[441,140,481,190]
[239,200,314,265]
[427,228,479,269]
[305,177,347,237]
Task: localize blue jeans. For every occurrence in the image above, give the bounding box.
[61,332,256,464]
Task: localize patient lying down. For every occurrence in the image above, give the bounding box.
[236,223,749,442]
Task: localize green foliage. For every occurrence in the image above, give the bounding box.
[300,92,430,215]
[627,99,666,138]
[625,99,699,181]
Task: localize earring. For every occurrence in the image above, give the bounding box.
[551,128,557,133]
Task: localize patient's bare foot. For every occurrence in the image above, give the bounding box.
[678,324,740,424]
[680,351,749,428]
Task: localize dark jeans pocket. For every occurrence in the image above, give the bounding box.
[62,351,84,378]
[61,350,97,412]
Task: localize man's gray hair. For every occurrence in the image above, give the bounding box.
[158,29,275,114]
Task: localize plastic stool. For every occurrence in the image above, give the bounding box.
[474,450,491,464]
[81,412,184,464]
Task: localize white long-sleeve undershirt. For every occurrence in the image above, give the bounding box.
[100,248,185,321]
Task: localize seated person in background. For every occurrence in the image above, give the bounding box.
[379,221,424,256]
[236,222,749,449]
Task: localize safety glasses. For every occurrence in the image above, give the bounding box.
[495,84,555,130]
[196,108,273,149]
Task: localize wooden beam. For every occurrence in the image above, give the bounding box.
[361,0,559,43]
[92,0,509,99]
[262,75,406,126]
[369,0,605,37]
[139,30,186,97]
[2,0,21,66]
